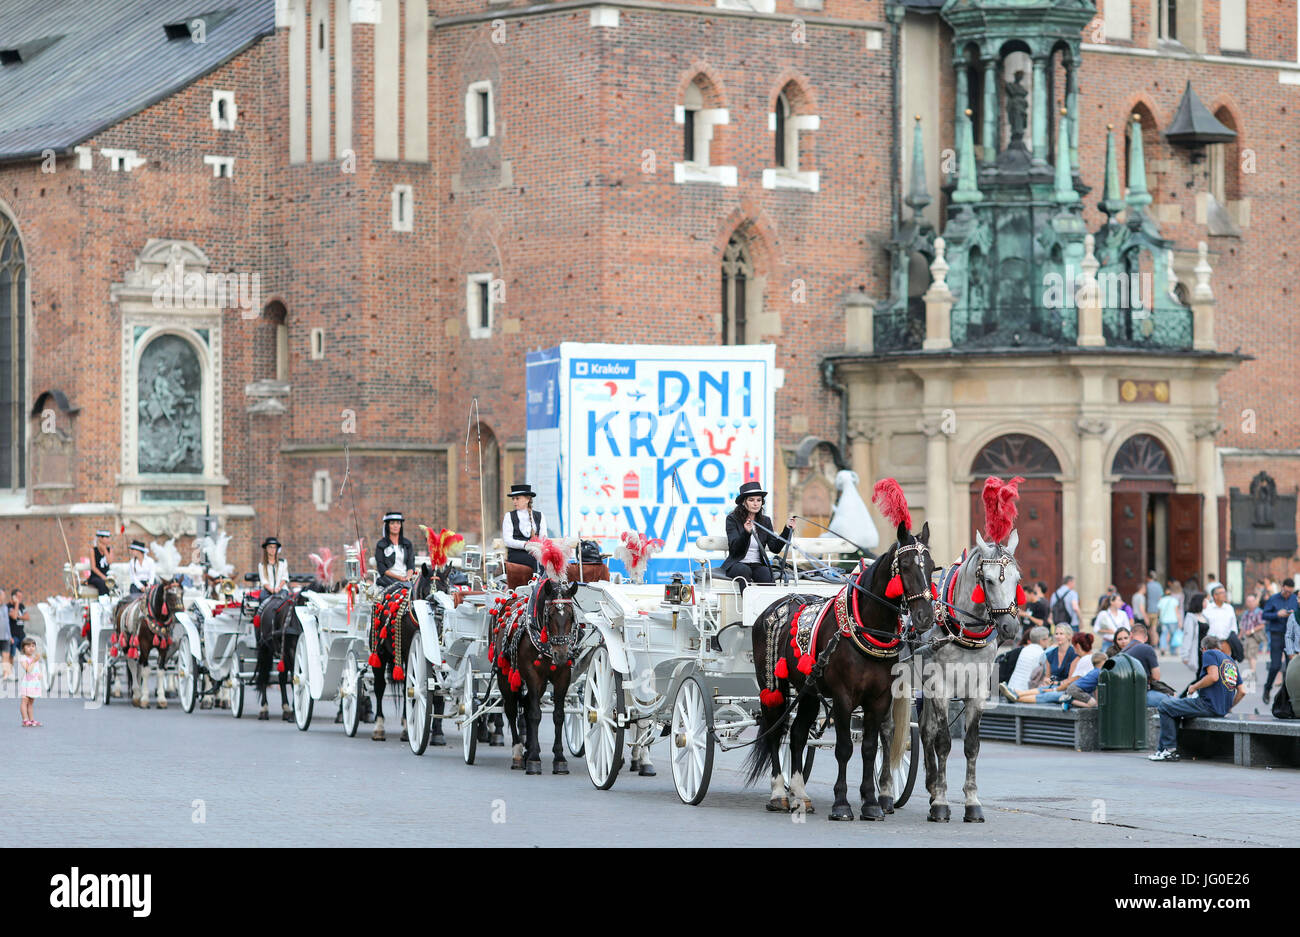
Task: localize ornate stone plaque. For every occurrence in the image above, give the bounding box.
[137,335,202,474]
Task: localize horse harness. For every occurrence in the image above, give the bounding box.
[490,586,583,682]
[932,548,1008,649]
[370,582,415,668]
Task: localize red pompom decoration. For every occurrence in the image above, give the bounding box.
[110,646,119,657]
[367,652,381,668]
[931,582,939,600]
[1015,583,1027,605]
[550,664,557,671]
[488,643,495,661]
[533,659,541,667]
[392,665,405,682]
[774,657,789,680]
[790,623,798,637]
[970,583,986,604]
[797,654,814,676]
[885,575,904,599]
[759,688,784,708]
[508,670,522,692]
[539,630,548,643]
[276,660,285,673]
[497,654,508,669]
[253,615,261,629]
[380,627,388,640]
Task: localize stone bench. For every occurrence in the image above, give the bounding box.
[951,701,1099,751]
[1175,714,1300,768]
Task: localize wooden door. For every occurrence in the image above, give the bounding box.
[1111,491,1146,599]
[970,479,1061,589]
[1169,493,1203,585]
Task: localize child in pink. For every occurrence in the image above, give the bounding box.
[17,636,41,727]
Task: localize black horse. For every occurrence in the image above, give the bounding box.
[250,578,341,721]
[745,521,936,820]
[367,565,440,743]
[491,577,581,775]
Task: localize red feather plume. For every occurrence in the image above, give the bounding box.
[981,476,1024,544]
[872,478,912,531]
[525,537,573,582]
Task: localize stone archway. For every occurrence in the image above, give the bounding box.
[969,433,1063,590]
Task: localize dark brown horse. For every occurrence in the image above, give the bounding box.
[111,581,186,709]
[490,576,582,774]
[745,520,936,820]
[366,565,436,742]
[251,590,298,722]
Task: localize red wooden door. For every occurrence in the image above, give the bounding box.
[1169,493,1203,585]
[1111,491,1146,600]
[970,479,1061,589]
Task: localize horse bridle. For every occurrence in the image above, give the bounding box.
[891,542,934,606]
[533,594,582,664]
[974,552,1018,618]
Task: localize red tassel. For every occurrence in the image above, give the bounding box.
[797,654,814,676]
[931,582,939,600]
[885,575,904,599]
[276,660,285,673]
[160,603,168,616]
[971,583,986,604]
[1015,583,1027,605]
[774,657,789,679]
[488,643,496,661]
[539,630,548,643]
[82,623,90,638]
[392,665,405,682]
[368,652,381,668]
[759,688,784,708]
[380,627,388,640]
[497,654,508,669]
[253,615,261,629]
[509,670,522,692]
[110,647,119,657]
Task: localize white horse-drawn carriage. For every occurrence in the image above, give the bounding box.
[566,536,920,806]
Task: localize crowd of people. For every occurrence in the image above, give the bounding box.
[997,570,1300,761]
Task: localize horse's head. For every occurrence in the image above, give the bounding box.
[972,529,1023,642]
[411,563,435,602]
[891,521,936,632]
[159,579,185,625]
[540,579,581,662]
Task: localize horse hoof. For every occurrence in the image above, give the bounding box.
[511,757,524,770]
[802,800,815,815]
[334,709,343,724]
[431,734,446,747]
[371,731,386,742]
[400,730,409,742]
[829,804,855,821]
[928,805,951,823]
[525,760,542,775]
[637,763,656,777]
[157,701,167,710]
[766,797,790,812]
[553,760,569,775]
[878,795,895,815]
[964,806,985,823]
[131,699,143,709]
[258,710,269,721]
[200,699,213,710]
[282,710,292,722]
[489,734,505,747]
[860,804,885,821]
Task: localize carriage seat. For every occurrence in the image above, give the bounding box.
[695,536,728,553]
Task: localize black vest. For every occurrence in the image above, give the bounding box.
[94,547,110,576]
[510,510,542,542]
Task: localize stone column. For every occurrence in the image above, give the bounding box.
[1031,56,1048,163]
[848,417,882,544]
[1194,420,1223,585]
[1191,241,1217,351]
[844,291,875,353]
[1065,59,1079,171]
[955,63,969,147]
[1075,417,1110,627]
[923,237,954,351]
[920,398,953,564]
[982,58,998,167]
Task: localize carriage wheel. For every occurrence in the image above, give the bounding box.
[293,647,313,731]
[100,663,111,707]
[176,635,197,714]
[461,670,479,765]
[341,651,361,738]
[873,721,920,809]
[670,674,715,806]
[65,639,82,698]
[406,633,432,756]
[229,672,244,719]
[582,646,624,791]
[564,678,586,758]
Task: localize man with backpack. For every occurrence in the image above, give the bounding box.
[1050,575,1081,632]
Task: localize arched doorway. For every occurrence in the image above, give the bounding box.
[1110,433,1198,600]
[969,434,1063,590]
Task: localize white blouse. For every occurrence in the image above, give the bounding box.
[502,509,548,550]
[259,559,289,592]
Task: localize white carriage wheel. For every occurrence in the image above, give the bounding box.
[582,646,624,791]
[563,676,586,758]
[670,674,715,806]
[406,633,431,756]
[43,640,56,693]
[65,638,82,697]
[341,650,361,738]
[229,669,244,719]
[293,646,313,731]
[100,662,111,707]
[177,635,197,714]
[461,670,478,765]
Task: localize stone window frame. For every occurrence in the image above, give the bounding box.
[391,184,413,232]
[465,80,495,148]
[721,234,761,344]
[211,90,236,130]
[1218,0,1246,53]
[763,84,820,192]
[467,272,494,339]
[0,206,28,493]
[673,77,736,187]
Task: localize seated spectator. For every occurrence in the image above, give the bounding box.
[1238,593,1265,694]
[996,624,1032,685]
[1020,652,1108,709]
[1179,593,1208,670]
[997,625,1050,700]
[1013,632,1096,705]
[1043,623,1077,682]
[1105,626,1131,658]
[1093,593,1131,650]
[1120,622,1172,708]
[1150,634,1246,761]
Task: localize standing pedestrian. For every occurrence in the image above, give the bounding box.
[1238,593,1265,693]
[17,635,42,727]
[7,588,27,656]
[1149,634,1244,761]
[1130,585,1147,627]
[1261,578,1300,704]
[1050,575,1081,632]
[1179,593,1208,670]
[1156,585,1180,655]
[0,586,10,680]
[1145,570,1164,624]
[1093,593,1130,650]
[1204,586,1241,662]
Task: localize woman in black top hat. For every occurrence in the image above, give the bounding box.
[87,529,114,596]
[721,481,795,585]
[258,537,290,594]
[502,483,548,572]
[374,511,415,587]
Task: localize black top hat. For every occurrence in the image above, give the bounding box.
[95,529,112,538]
[734,481,768,505]
[261,537,281,550]
[508,483,536,499]
[129,540,147,553]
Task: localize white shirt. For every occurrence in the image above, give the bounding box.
[502,509,547,550]
[1204,600,1237,640]
[128,555,157,590]
[1008,643,1046,693]
[1094,608,1129,638]
[1072,652,1096,681]
[742,525,762,563]
[381,541,408,577]
[259,559,289,592]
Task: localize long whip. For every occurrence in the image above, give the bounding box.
[464,399,487,560]
[55,516,77,593]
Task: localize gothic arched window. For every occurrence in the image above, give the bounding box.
[0,212,26,489]
[721,235,754,345]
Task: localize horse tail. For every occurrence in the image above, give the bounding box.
[888,681,911,774]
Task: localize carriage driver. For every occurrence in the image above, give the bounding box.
[126,541,158,594]
[722,481,795,587]
[374,511,415,588]
[86,529,114,596]
[258,537,290,594]
[502,483,548,572]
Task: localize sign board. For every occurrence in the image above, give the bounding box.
[526,343,776,582]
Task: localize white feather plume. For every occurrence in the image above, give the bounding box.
[150,539,182,579]
[197,532,234,577]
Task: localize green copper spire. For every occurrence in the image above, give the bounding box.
[904,115,931,216]
[1126,113,1152,212]
[1098,123,1125,218]
[952,108,983,204]
[1054,107,1079,204]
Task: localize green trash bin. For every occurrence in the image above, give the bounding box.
[1098,654,1148,750]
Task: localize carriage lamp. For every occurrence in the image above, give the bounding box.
[344,546,360,583]
[664,573,694,606]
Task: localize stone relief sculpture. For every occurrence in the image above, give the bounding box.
[137,335,202,474]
